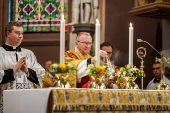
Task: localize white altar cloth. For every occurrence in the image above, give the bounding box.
[3,88,52,113]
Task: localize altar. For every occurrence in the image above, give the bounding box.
[3,88,170,113]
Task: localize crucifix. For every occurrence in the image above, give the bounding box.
[154,51,170,90]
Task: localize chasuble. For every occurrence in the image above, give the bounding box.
[65,50,92,88]
[0,45,45,113]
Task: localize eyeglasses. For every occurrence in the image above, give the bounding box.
[78,41,93,46]
[153,67,160,70]
[106,52,112,54]
[13,31,23,36]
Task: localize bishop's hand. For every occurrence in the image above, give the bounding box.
[99,50,107,62]
[91,50,108,63]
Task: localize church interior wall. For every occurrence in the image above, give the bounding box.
[105,0,162,88]
[0,0,169,88]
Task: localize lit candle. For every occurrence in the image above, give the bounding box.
[60,14,65,64]
[95,19,100,66]
[129,23,133,65]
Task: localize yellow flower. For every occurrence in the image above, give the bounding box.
[59,64,66,70]
[96,66,105,74]
[119,67,124,70]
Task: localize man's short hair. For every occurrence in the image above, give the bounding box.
[76,32,91,41]
[5,21,23,37]
[153,61,161,65]
[100,42,113,50]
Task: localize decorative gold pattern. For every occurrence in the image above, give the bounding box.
[123,76,139,89]
[53,73,70,88]
[52,89,170,112]
[90,74,106,89]
[65,50,92,88]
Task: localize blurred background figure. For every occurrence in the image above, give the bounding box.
[100,42,128,67]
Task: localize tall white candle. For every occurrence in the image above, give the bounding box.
[129,23,133,65]
[60,14,65,64]
[95,19,100,66]
[61,0,64,13]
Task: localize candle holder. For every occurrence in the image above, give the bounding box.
[136,47,146,89]
[49,62,77,88]
[115,64,146,89]
[86,64,110,89]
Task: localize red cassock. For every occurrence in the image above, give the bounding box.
[77,76,93,88]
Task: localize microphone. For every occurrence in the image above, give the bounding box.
[137,39,143,42]
[137,39,161,56]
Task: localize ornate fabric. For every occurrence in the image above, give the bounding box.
[65,50,92,88]
[10,0,68,32]
[42,72,56,88]
[52,89,170,112]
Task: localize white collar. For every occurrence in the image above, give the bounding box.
[75,46,80,52]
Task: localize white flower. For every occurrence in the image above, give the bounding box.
[51,64,58,68]
[128,68,134,73]
[126,64,131,68]
[123,71,126,75]
[116,71,121,76]
[67,63,73,67]
[88,64,94,68]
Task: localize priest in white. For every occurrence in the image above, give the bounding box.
[0,21,45,113]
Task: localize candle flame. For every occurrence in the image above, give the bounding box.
[96,19,99,24]
[130,23,132,27]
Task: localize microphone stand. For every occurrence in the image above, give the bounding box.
[137,39,170,90]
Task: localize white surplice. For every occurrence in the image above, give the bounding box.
[0,47,45,113]
[146,75,170,90]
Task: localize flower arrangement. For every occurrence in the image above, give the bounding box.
[115,64,146,78]
[49,62,77,74]
[86,64,111,77]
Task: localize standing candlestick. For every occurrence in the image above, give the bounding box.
[60,14,65,64]
[129,23,134,65]
[95,19,100,66]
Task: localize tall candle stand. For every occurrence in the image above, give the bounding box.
[136,47,146,90]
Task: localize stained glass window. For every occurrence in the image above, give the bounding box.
[10,0,68,32]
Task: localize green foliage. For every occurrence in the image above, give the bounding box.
[49,62,77,74]
[115,64,146,78]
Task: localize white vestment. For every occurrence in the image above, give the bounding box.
[0,46,45,113]
[146,75,170,90]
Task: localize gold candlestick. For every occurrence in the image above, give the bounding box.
[154,51,170,90]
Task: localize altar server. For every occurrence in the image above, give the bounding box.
[0,21,45,113]
[146,62,170,90]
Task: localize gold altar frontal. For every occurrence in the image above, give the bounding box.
[52,89,170,113]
